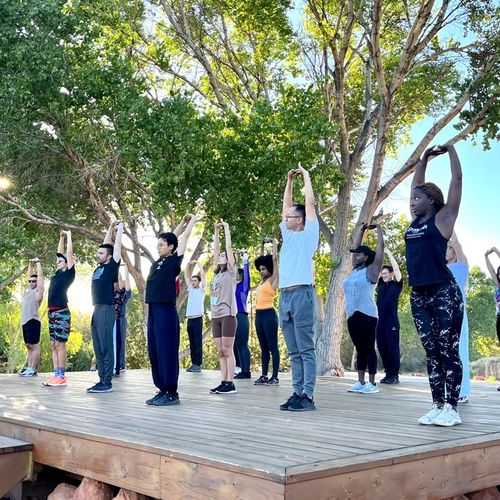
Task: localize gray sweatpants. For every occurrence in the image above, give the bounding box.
[279,285,317,398]
[91,305,115,385]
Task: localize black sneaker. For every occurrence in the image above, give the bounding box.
[186,364,202,373]
[113,370,120,377]
[280,393,301,411]
[266,377,279,385]
[145,391,165,405]
[234,371,251,379]
[380,376,388,384]
[254,375,268,385]
[385,375,400,385]
[215,382,237,394]
[210,382,225,394]
[86,382,103,393]
[88,383,113,393]
[289,394,316,412]
[151,393,180,406]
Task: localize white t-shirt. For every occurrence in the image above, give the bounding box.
[186,285,205,318]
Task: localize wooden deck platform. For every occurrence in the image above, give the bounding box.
[1,369,500,499]
[0,434,33,496]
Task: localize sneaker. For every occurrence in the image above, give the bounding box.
[90,367,97,372]
[120,366,126,371]
[210,382,225,394]
[234,366,242,375]
[47,376,67,386]
[186,364,201,373]
[146,392,165,405]
[151,393,180,406]
[42,375,59,386]
[347,381,365,393]
[433,403,461,427]
[458,395,469,404]
[113,370,120,377]
[289,394,316,412]
[18,367,28,376]
[234,371,251,379]
[384,375,400,385]
[380,375,388,384]
[254,375,269,385]
[418,403,443,425]
[359,382,379,394]
[215,382,237,394]
[20,367,38,377]
[280,392,301,411]
[266,377,280,385]
[88,383,113,393]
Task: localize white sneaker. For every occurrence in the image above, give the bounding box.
[458,395,469,404]
[418,403,443,425]
[433,403,461,427]
[359,382,379,394]
[347,381,365,393]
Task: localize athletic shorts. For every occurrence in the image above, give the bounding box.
[22,319,41,345]
[48,308,71,342]
[212,315,237,339]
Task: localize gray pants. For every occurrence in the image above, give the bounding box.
[91,305,115,384]
[279,285,317,398]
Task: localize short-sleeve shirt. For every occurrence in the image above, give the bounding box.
[48,266,76,308]
[91,259,120,306]
[186,285,205,318]
[145,253,183,304]
[447,261,469,302]
[279,219,319,288]
[210,267,237,318]
[343,268,378,319]
[376,279,403,318]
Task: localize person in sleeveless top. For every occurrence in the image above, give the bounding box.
[253,238,280,386]
[343,223,384,394]
[484,246,500,390]
[405,144,463,427]
[446,232,470,403]
[19,258,44,377]
[209,220,238,395]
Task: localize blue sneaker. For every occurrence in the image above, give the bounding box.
[347,381,365,393]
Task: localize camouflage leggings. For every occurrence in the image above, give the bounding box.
[411,281,463,407]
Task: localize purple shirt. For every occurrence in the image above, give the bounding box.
[235,261,250,313]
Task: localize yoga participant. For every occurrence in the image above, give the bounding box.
[87,221,124,394]
[406,144,463,427]
[19,258,44,377]
[145,214,197,406]
[279,166,319,412]
[344,223,384,394]
[253,238,280,386]
[234,250,251,380]
[446,232,471,403]
[113,266,131,376]
[43,230,75,387]
[484,246,500,391]
[185,260,206,373]
[377,248,403,385]
[209,220,238,395]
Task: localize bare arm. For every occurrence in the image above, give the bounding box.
[242,252,250,293]
[57,231,65,254]
[64,230,74,269]
[113,222,124,263]
[27,260,34,278]
[485,249,500,286]
[367,225,384,284]
[185,261,194,282]
[177,215,196,256]
[222,221,236,269]
[298,166,317,221]
[384,248,402,282]
[269,238,279,290]
[282,170,297,220]
[35,260,44,302]
[198,262,206,288]
[103,222,115,244]
[352,224,367,248]
[213,223,221,266]
[123,266,131,291]
[449,231,467,265]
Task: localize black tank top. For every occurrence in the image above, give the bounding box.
[405,215,453,287]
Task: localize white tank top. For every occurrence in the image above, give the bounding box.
[343,268,378,319]
[21,288,41,325]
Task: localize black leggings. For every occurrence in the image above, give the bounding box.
[347,311,378,375]
[411,281,463,407]
[496,315,500,344]
[235,313,251,372]
[255,308,280,378]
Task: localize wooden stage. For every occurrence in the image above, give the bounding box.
[1,370,500,499]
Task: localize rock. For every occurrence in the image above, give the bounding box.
[48,483,77,500]
[73,478,114,500]
[113,489,148,500]
[467,486,500,499]
[470,357,500,380]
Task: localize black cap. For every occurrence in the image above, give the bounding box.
[56,252,68,263]
[349,245,374,256]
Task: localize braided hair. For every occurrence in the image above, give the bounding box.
[415,182,445,212]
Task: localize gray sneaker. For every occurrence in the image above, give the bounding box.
[186,364,201,373]
[289,394,316,412]
[151,393,180,406]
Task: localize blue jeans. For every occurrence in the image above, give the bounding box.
[279,286,316,398]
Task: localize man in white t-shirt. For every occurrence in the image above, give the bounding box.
[279,166,319,412]
[185,261,205,372]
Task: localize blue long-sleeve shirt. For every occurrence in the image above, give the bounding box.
[235,260,250,314]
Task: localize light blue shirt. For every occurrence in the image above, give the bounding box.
[279,219,319,288]
[447,261,469,303]
[343,268,378,319]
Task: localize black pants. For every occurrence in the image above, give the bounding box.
[255,308,280,378]
[411,281,463,407]
[235,313,250,372]
[347,311,378,375]
[187,316,203,366]
[147,303,180,394]
[114,317,122,374]
[376,316,400,376]
[496,314,500,344]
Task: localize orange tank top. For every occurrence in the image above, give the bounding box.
[256,280,276,310]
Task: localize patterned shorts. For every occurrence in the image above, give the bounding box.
[48,308,71,342]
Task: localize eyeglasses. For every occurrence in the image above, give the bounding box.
[285,215,301,220]
[28,280,37,283]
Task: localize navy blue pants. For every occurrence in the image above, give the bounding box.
[255,308,280,378]
[376,316,400,376]
[235,313,251,372]
[147,303,180,394]
[187,317,203,366]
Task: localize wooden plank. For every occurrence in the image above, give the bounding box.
[0,451,31,497]
[0,435,32,454]
[160,455,284,500]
